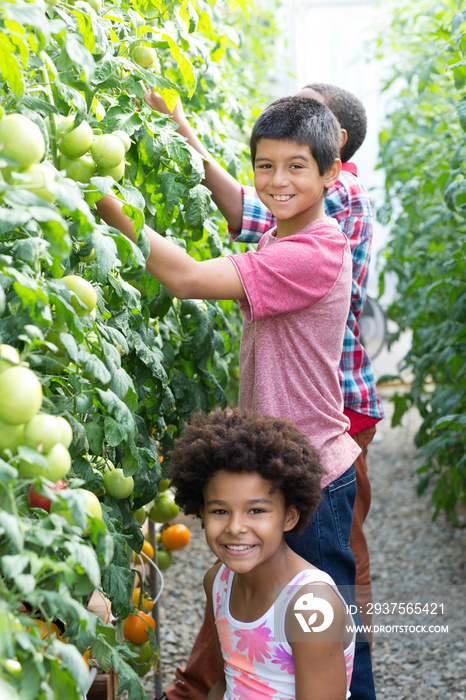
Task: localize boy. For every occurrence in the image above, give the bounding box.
[145,83,383,637]
[95,96,374,698]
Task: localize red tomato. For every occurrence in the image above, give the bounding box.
[28,480,67,513]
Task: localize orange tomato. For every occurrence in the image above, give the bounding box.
[134,539,155,563]
[161,524,190,551]
[131,587,154,613]
[123,611,156,644]
[28,619,60,640]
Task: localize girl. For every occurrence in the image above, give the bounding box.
[168,408,355,700]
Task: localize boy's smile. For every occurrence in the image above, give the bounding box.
[253,138,340,237]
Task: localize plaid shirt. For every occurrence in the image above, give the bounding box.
[229,163,384,421]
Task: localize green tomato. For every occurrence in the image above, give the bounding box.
[131,45,157,68]
[23,413,61,453]
[78,240,96,262]
[112,130,131,153]
[56,416,73,449]
[4,658,21,676]
[159,478,171,492]
[156,548,172,571]
[126,640,154,665]
[134,658,154,677]
[148,493,179,523]
[13,163,55,203]
[100,159,125,182]
[90,134,125,170]
[103,468,134,499]
[133,506,147,525]
[87,0,102,11]
[19,442,71,481]
[0,344,20,372]
[51,488,103,534]
[58,120,93,159]
[0,418,24,458]
[45,442,71,480]
[0,366,43,425]
[59,154,96,183]
[62,275,97,316]
[0,113,45,167]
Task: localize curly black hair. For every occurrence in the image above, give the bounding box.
[302,83,367,162]
[250,96,340,176]
[168,408,323,535]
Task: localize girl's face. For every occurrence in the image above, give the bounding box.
[200,470,299,576]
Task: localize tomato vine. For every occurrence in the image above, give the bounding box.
[0,0,281,696]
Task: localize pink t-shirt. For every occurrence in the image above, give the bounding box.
[229,217,361,487]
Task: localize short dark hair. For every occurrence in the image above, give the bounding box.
[249,96,340,176]
[303,83,367,162]
[168,408,323,535]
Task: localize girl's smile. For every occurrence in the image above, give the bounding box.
[200,470,299,576]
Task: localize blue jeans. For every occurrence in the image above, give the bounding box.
[286,464,376,700]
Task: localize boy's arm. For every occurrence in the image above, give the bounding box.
[95,194,246,301]
[204,565,226,700]
[144,89,243,232]
[287,584,349,700]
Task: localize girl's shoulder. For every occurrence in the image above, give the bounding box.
[203,561,223,596]
[283,568,354,648]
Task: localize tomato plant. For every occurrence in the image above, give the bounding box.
[376,0,466,522]
[0,0,282,695]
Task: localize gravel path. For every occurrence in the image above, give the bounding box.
[141,390,466,699]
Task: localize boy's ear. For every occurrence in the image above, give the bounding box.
[324,158,342,190]
[284,505,300,533]
[340,128,348,152]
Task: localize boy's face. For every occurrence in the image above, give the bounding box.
[254,138,340,237]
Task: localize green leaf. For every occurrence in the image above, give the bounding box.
[65,541,100,587]
[183,184,211,229]
[96,388,136,437]
[104,416,128,446]
[78,349,112,384]
[101,563,134,619]
[0,36,24,97]
[85,422,104,455]
[47,659,81,700]
[1,554,29,579]
[0,511,24,551]
[64,35,95,82]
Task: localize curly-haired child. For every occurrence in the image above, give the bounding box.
[168,408,355,700]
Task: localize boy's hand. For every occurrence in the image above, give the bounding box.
[143,88,185,126]
[142,88,243,232]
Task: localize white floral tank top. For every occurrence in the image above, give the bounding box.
[212,564,355,699]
